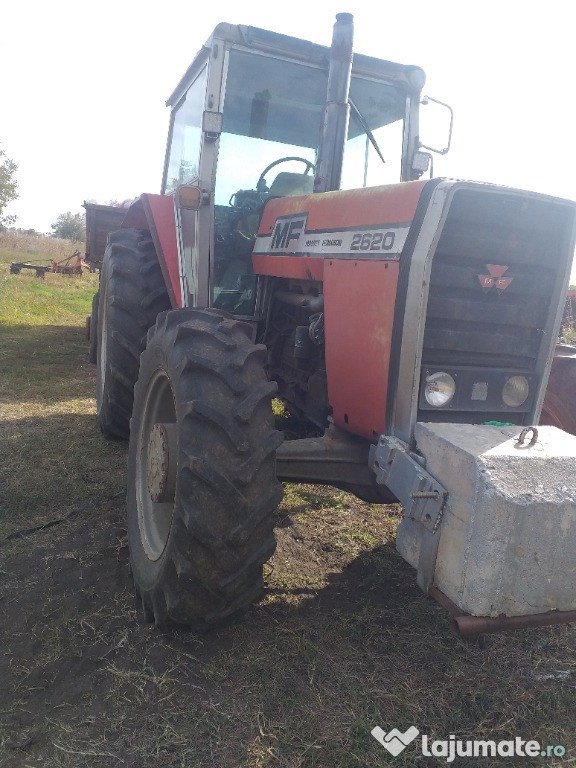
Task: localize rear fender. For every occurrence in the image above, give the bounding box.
[122,194,181,308]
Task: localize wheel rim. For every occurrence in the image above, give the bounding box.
[136,369,177,561]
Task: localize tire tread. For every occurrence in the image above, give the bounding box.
[97,229,171,439]
[127,308,283,627]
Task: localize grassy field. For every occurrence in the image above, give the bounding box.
[0,235,575,767]
[0,234,124,537]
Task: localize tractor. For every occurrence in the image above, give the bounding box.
[93,15,576,634]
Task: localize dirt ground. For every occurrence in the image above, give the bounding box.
[1,260,574,767]
[3,481,575,768]
[1,479,429,768]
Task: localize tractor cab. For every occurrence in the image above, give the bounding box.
[161,21,426,314]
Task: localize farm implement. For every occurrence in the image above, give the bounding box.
[10,250,90,278]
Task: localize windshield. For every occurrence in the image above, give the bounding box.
[214,50,321,204]
[212,49,322,313]
[215,49,407,203]
[343,78,406,188]
[211,48,408,314]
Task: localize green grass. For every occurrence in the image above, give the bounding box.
[1,235,575,768]
[0,240,125,534]
[0,246,93,327]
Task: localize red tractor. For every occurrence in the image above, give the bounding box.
[93,15,576,631]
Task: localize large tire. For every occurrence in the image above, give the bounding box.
[97,229,170,439]
[88,291,99,364]
[127,309,284,627]
[541,347,576,435]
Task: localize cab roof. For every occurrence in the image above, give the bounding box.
[166,22,425,108]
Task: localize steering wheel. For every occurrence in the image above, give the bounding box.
[257,156,315,191]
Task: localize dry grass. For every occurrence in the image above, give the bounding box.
[1,239,575,768]
[0,230,83,259]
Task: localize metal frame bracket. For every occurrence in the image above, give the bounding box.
[369,435,448,591]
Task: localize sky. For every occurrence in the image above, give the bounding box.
[2,0,576,280]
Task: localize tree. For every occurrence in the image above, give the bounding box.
[0,145,18,226]
[51,211,86,241]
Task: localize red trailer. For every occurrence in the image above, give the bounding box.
[83,202,128,271]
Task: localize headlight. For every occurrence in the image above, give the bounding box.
[424,371,456,407]
[502,375,530,407]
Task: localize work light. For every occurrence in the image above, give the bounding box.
[424,371,456,407]
[502,375,530,408]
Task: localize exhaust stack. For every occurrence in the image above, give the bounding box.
[314,13,354,193]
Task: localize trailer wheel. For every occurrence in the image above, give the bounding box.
[97,229,170,439]
[127,309,284,627]
[541,348,576,435]
[88,292,99,364]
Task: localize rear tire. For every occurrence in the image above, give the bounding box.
[97,229,170,439]
[88,292,99,364]
[127,309,284,627]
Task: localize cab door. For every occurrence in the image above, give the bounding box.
[162,60,214,308]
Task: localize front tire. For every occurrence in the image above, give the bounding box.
[127,309,284,627]
[97,229,170,439]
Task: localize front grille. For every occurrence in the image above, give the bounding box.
[419,187,573,422]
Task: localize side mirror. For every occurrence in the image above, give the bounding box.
[419,95,453,156]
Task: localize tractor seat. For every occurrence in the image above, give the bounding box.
[268,172,314,198]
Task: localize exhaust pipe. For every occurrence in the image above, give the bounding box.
[314,13,354,193]
[453,610,576,638]
[428,586,576,637]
